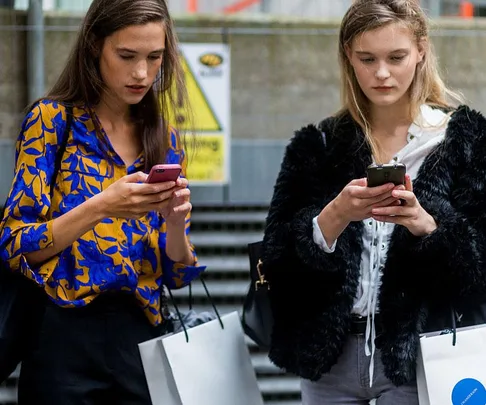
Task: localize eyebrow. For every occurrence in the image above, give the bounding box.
[355,48,409,55]
[116,47,165,54]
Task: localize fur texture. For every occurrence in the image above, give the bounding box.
[262,106,486,385]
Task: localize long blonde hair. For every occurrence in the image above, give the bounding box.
[338,0,460,162]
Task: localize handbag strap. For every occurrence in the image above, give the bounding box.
[49,105,73,199]
[167,276,224,343]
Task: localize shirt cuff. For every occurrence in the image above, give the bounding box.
[312,216,337,253]
[4,221,56,285]
[162,257,207,290]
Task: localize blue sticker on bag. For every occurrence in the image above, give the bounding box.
[451,379,486,405]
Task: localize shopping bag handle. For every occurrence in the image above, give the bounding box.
[451,306,457,346]
[167,276,224,343]
[440,305,458,346]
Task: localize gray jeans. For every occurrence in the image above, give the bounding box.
[301,334,418,405]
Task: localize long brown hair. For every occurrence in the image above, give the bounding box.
[337,0,461,162]
[38,0,188,171]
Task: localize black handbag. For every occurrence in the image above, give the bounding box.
[0,106,73,383]
[242,240,273,350]
[241,129,326,349]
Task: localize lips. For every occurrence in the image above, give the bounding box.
[127,85,146,90]
[373,86,393,90]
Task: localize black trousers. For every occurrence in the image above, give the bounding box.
[18,293,164,405]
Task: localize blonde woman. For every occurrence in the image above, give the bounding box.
[261,0,486,404]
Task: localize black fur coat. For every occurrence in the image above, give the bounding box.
[261,106,486,386]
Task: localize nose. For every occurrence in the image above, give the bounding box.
[132,60,148,81]
[375,62,391,81]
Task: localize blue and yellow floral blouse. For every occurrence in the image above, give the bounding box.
[0,100,205,326]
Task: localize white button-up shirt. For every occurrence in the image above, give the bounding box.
[312,104,450,385]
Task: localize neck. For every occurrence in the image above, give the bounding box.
[369,97,412,136]
[95,93,131,125]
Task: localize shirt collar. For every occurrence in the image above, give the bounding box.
[408,104,450,140]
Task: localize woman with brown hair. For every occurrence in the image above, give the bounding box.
[262,0,486,404]
[0,0,204,403]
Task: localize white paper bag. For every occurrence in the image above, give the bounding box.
[417,324,486,405]
[139,311,264,405]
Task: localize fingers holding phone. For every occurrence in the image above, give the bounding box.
[159,181,192,226]
[93,172,165,219]
[94,163,191,222]
[94,165,180,219]
[366,162,407,206]
[371,174,438,236]
[144,164,192,224]
[332,179,395,223]
[317,171,403,247]
[145,163,189,201]
[144,164,185,208]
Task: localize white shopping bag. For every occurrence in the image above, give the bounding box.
[139,311,264,405]
[416,324,486,405]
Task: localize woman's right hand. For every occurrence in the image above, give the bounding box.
[93,171,177,220]
[332,178,402,223]
[316,178,402,247]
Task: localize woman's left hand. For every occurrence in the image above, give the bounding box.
[159,177,192,227]
[370,174,437,236]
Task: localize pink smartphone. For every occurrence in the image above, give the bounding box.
[145,164,182,184]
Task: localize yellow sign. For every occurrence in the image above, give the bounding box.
[166,43,229,184]
[186,135,225,182]
[167,55,222,132]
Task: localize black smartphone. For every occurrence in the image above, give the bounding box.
[366,163,406,187]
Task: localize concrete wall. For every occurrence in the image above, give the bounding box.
[2,12,486,143]
[0,10,27,142]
